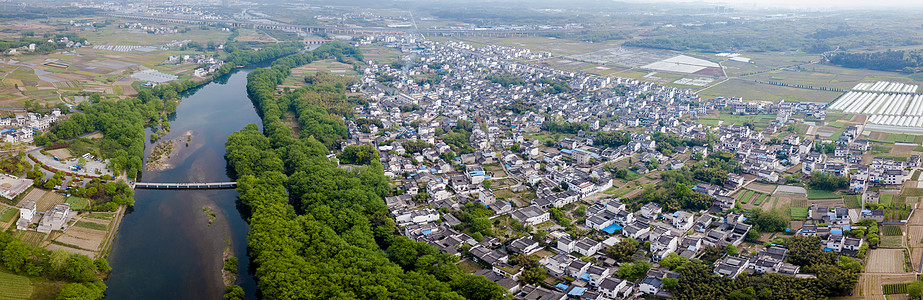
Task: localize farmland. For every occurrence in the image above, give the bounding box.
[0,271,32,300]
[867,249,906,273]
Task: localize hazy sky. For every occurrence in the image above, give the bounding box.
[627,0,923,9]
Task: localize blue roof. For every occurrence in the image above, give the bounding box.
[422,230,432,235]
[601,223,623,234]
[831,229,843,235]
[469,171,486,176]
[579,272,590,281]
[555,283,568,290]
[568,287,587,296]
[823,247,834,252]
[844,225,852,231]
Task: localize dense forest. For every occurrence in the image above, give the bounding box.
[827,50,923,72]
[226,42,509,299]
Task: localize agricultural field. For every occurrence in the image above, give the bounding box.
[881,236,904,248]
[882,194,895,206]
[697,79,844,103]
[844,195,862,209]
[867,249,906,272]
[0,271,32,300]
[19,231,47,248]
[882,283,910,295]
[74,220,108,231]
[694,113,777,127]
[0,207,17,222]
[806,189,841,200]
[883,225,903,236]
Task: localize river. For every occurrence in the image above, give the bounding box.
[104,68,260,299]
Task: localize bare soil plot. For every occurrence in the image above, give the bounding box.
[45,149,72,160]
[54,225,107,252]
[745,182,777,194]
[866,249,906,273]
[892,145,916,155]
[36,192,64,212]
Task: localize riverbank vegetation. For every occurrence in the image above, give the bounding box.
[226,42,510,299]
[31,42,303,179]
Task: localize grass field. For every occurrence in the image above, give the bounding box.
[806,189,841,200]
[844,195,861,209]
[65,197,91,211]
[914,170,922,181]
[883,283,910,295]
[0,207,16,222]
[881,194,894,206]
[74,221,107,231]
[883,225,903,236]
[0,271,32,300]
[791,207,809,220]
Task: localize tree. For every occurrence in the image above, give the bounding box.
[450,274,512,300]
[603,238,640,262]
[224,285,245,300]
[1,240,28,273]
[616,261,652,282]
[659,252,690,270]
[483,179,492,189]
[63,254,96,282]
[909,281,923,299]
[57,281,106,300]
[726,244,738,256]
[521,266,547,285]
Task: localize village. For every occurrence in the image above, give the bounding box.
[347,33,920,299]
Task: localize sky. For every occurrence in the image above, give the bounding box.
[624,0,923,9]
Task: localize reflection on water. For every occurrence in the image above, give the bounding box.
[104,69,260,299]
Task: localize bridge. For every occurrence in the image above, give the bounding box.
[131,182,237,190]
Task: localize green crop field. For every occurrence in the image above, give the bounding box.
[883,283,909,295]
[881,194,894,206]
[74,221,107,231]
[0,207,17,222]
[903,188,923,197]
[740,190,755,204]
[883,225,903,236]
[792,199,809,208]
[807,189,841,200]
[86,212,115,220]
[844,195,861,209]
[0,271,32,300]
[913,170,922,181]
[752,194,768,205]
[791,207,809,220]
[65,197,91,211]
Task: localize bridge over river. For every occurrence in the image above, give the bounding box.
[131,182,237,190]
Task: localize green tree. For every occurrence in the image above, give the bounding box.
[57,281,106,300]
[1,239,28,273]
[726,244,738,256]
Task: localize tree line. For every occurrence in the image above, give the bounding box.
[226,43,510,299]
